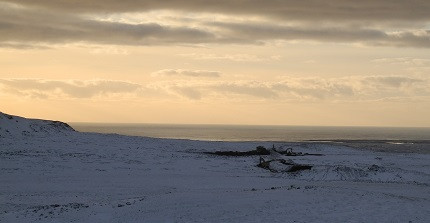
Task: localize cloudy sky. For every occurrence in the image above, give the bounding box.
[1,0,430,126]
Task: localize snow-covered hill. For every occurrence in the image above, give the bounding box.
[0,112,75,137]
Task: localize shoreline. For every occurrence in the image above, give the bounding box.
[69,129,430,154]
[321,140,430,154]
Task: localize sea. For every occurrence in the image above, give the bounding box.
[70,123,430,142]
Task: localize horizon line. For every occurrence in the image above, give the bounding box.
[69,121,430,129]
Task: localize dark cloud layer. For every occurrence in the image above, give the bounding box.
[210,22,430,48]
[0,0,429,48]
[3,0,430,22]
[0,6,214,46]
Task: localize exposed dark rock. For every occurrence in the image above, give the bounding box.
[276,147,324,156]
[287,164,313,172]
[257,157,312,173]
[204,146,270,156]
[205,145,315,173]
[257,157,272,170]
[205,145,323,157]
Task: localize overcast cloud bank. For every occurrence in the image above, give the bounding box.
[1,1,429,48]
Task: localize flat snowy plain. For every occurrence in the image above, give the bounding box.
[1,112,429,222]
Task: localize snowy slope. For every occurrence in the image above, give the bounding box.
[0,112,75,137]
[0,113,429,222]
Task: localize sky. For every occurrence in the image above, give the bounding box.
[1,0,430,127]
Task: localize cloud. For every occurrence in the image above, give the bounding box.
[362,76,425,88]
[169,86,203,100]
[271,78,356,100]
[208,22,430,48]
[0,4,215,46]
[1,76,429,101]
[0,42,51,50]
[372,57,430,66]
[159,75,429,101]
[4,1,430,23]
[210,81,279,99]
[0,79,141,98]
[151,69,221,78]
[178,53,281,62]
[164,75,429,101]
[0,1,429,48]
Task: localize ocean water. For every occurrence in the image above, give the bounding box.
[71,123,430,142]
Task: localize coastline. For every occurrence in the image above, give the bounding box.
[71,123,430,143]
[314,140,430,154]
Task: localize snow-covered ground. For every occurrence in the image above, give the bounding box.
[1,112,429,222]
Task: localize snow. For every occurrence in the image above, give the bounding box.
[1,112,429,222]
[0,112,74,137]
